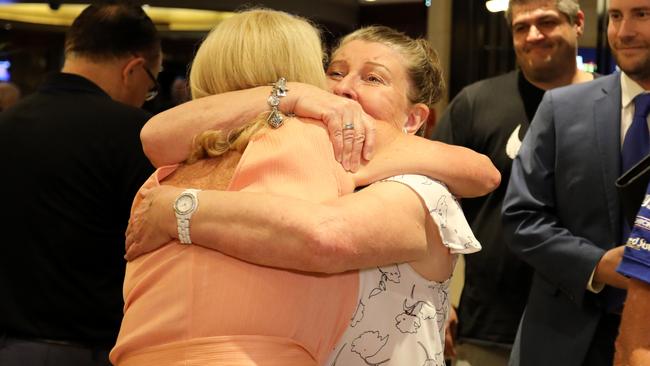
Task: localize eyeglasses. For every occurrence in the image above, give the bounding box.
[142,65,160,101]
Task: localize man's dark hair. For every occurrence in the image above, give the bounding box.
[505,0,580,26]
[65,2,160,64]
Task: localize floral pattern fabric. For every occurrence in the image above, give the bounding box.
[327,174,481,366]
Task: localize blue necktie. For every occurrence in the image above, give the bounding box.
[622,93,650,172]
[622,94,650,240]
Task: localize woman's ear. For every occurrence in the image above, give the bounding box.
[423,108,437,138]
[403,103,430,134]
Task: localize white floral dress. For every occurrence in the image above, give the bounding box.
[326,174,481,366]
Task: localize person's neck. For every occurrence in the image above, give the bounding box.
[628,75,650,91]
[61,56,123,100]
[525,67,593,91]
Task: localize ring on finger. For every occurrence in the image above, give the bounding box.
[343,122,355,130]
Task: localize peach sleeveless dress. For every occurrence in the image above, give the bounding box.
[110,118,358,366]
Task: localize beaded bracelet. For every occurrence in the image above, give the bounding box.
[267,77,288,128]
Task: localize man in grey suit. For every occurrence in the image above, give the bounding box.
[502,0,650,365]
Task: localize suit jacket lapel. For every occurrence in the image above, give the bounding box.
[593,73,622,243]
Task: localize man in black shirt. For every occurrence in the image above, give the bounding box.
[0,3,159,365]
[431,0,595,365]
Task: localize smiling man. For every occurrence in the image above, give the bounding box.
[609,1,650,365]
[502,0,650,365]
[430,1,593,365]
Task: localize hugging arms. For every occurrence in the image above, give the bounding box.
[127,83,499,277]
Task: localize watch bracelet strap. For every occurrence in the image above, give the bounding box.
[178,217,191,244]
[176,189,201,245]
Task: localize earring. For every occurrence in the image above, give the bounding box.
[402,126,408,134]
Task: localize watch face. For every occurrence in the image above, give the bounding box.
[175,194,196,214]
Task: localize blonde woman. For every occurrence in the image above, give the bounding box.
[114,11,495,366]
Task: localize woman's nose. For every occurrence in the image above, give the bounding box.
[331,75,358,101]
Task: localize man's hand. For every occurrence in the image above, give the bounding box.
[287,82,376,172]
[444,306,459,359]
[125,185,183,261]
[594,246,629,290]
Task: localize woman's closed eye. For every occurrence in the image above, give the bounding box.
[326,70,345,80]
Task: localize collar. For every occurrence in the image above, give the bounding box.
[39,72,111,99]
[621,72,648,109]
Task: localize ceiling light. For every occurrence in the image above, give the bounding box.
[0,3,233,31]
[486,0,508,13]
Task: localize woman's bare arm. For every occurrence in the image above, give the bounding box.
[126,181,434,273]
[354,122,501,198]
[141,87,270,167]
[141,83,374,170]
[143,83,499,196]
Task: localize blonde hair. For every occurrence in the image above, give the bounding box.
[187,9,327,163]
[334,26,445,111]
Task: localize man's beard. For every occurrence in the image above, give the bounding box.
[612,42,650,82]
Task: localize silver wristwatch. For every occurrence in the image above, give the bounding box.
[173,189,201,244]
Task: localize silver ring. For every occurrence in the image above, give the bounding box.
[343,123,355,130]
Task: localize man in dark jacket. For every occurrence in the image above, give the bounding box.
[0,3,159,365]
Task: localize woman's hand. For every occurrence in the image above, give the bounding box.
[125,185,183,261]
[286,82,376,172]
